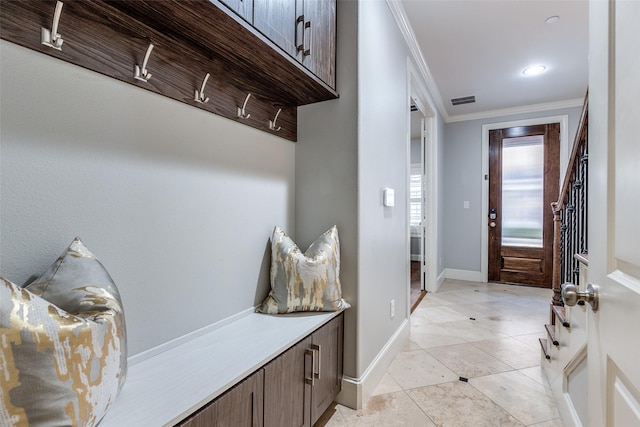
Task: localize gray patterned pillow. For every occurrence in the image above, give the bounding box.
[257,226,349,314]
[0,238,126,427]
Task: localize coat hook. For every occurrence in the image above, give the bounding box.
[134,43,155,82]
[194,73,211,104]
[269,109,282,131]
[237,93,252,119]
[41,1,64,50]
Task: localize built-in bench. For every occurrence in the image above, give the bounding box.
[100,309,344,426]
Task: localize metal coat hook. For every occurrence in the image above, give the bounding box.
[134,43,155,82]
[269,109,282,131]
[41,1,64,50]
[237,93,252,119]
[194,73,211,104]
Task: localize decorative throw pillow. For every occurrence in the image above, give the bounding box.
[0,237,127,427]
[257,226,349,314]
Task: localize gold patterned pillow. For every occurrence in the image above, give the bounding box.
[0,238,127,427]
[257,226,349,314]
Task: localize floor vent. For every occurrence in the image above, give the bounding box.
[451,95,476,106]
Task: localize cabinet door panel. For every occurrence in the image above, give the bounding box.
[178,370,264,427]
[310,314,343,425]
[254,0,298,58]
[301,0,336,88]
[264,336,312,427]
[220,0,254,23]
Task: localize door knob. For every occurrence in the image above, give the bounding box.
[489,221,496,228]
[561,283,599,312]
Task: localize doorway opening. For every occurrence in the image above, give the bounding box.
[409,102,427,311]
[487,123,560,287]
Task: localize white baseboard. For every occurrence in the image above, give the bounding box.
[444,268,485,283]
[336,319,410,409]
[437,270,446,288]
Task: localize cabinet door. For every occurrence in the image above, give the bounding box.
[219,0,254,23]
[310,313,343,425]
[264,336,312,427]
[178,370,264,427]
[300,0,336,89]
[254,0,298,58]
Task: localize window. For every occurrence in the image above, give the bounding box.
[410,168,422,230]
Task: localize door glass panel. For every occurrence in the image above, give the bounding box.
[502,135,544,247]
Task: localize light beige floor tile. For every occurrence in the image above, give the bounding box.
[372,373,403,396]
[419,291,475,307]
[409,323,468,349]
[470,371,560,425]
[513,331,548,349]
[433,318,509,342]
[437,280,489,292]
[529,418,564,427]
[472,337,542,369]
[477,317,546,338]
[407,380,524,427]
[518,366,551,388]
[446,302,507,319]
[337,391,436,426]
[427,343,513,378]
[401,338,423,352]
[411,305,471,324]
[387,350,459,389]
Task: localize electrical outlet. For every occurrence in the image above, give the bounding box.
[390,299,395,319]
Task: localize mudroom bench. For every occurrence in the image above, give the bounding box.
[100,310,344,426]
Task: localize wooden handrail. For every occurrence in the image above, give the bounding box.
[551,90,588,306]
[555,90,589,212]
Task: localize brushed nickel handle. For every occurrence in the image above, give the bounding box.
[303,20,312,56]
[311,344,321,380]
[296,15,305,53]
[562,282,599,312]
[305,348,315,386]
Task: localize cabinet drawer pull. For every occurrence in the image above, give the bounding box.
[305,348,315,386]
[303,20,312,56]
[296,14,305,53]
[311,344,321,380]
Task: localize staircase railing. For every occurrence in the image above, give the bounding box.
[551,92,588,306]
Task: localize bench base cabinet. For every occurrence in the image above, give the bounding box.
[178,370,264,427]
[176,312,343,427]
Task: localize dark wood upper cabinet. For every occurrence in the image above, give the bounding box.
[220,0,254,24]
[298,0,337,90]
[230,0,336,89]
[254,0,299,59]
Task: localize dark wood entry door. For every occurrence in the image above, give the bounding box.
[488,123,560,287]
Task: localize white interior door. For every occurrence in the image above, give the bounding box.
[587,0,640,425]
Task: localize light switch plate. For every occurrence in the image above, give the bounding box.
[383,188,395,207]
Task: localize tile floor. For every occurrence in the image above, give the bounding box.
[318,279,563,426]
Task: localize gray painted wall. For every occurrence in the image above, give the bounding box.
[0,41,295,357]
[443,106,583,272]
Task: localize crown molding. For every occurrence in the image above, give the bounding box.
[385,0,450,121]
[445,98,585,123]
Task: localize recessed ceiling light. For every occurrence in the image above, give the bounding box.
[523,65,546,76]
[545,15,560,24]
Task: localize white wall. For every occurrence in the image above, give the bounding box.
[0,41,295,357]
[442,106,583,273]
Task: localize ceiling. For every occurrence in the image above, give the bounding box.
[399,0,589,122]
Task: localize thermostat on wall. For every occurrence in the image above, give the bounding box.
[383,188,395,207]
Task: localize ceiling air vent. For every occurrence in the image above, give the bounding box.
[410,104,419,112]
[451,95,476,106]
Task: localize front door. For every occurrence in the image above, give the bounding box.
[488,123,560,287]
[586,0,640,424]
